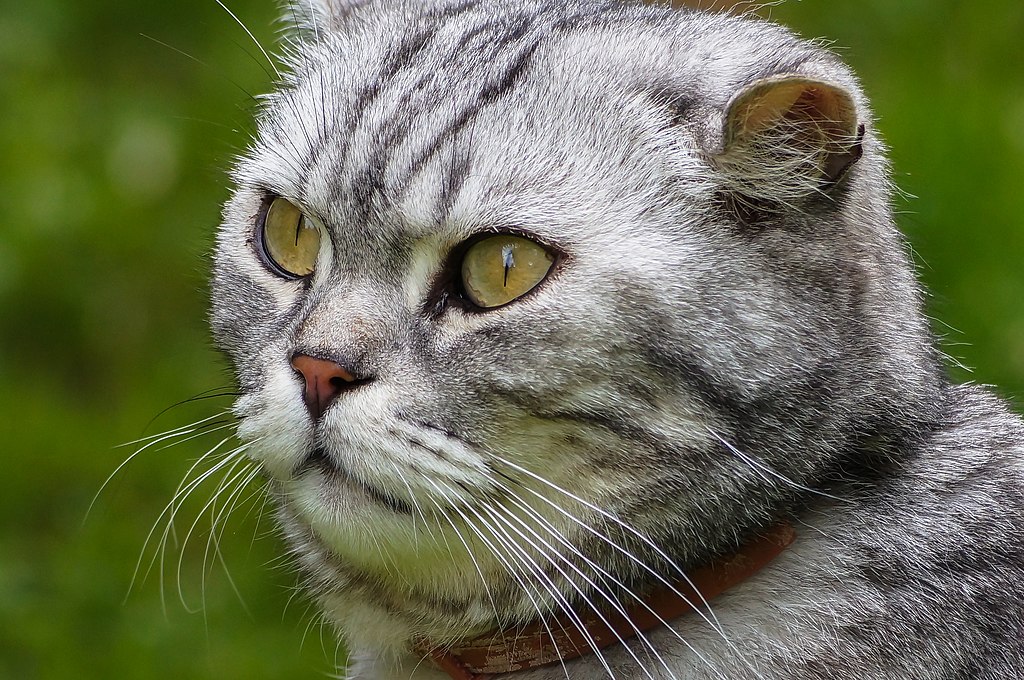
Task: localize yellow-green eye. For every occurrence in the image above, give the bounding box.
[460,234,555,309]
[260,197,321,278]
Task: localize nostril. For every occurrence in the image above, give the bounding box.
[329,374,374,395]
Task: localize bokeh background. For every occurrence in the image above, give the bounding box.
[1,1,1022,678]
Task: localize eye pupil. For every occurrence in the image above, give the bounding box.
[501,244,515,287]
[260,197,321,278]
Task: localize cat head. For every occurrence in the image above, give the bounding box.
[211,0,941,646]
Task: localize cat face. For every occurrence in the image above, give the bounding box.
[211,0,940,641]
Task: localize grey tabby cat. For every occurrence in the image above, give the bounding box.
[209,0,1024,678]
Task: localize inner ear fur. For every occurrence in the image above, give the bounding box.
[714,75,864,206]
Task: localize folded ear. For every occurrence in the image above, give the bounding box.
[713,75,864,206]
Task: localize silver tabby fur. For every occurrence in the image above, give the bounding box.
[210,0,1024,678]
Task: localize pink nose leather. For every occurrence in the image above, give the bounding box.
[290,353,358,421]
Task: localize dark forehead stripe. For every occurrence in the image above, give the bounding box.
[403,31,542,216]
[344,0,485,129]
[333,26,436,189]
[341,8,546,222]
[426,0,483,21]
[291,26,436,200]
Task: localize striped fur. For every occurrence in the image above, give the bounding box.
[210,1,1024,678]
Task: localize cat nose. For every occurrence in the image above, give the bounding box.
[289,353,368,421]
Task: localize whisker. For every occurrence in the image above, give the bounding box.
[435,501,576,680]
[137,389,237,437]
[199,461,263,615]
[420,479,512,646]
[493,456,725,633]
[298,603,321,654]
[214,0,281,80]
[179,455,253,615]
[168,446,255,613]
[489,486,735,680]
[458,494,616,680]
[432,480,601,678]
[140,32,262,110]
[152,422,238,454]
[129,437,252,606]
[87,414,234,523]
[707,427,854,506]
[477,501,661,680]
[116,411,233,448]
[230,0,321,178]
[131,436,238,582]
[380,456,432,545]
[490,458,773,678]
[144,443,242,611]
[429,478,590,680]
[282,0,328,136]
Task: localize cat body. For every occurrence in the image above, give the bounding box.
[210,1,1024,677]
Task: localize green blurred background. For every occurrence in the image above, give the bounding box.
[0,1,1021,678]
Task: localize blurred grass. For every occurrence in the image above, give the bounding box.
[0,1,1021,678]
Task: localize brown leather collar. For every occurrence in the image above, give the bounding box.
[414,523,795,680]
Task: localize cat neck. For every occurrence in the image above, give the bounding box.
[415,524,796,679]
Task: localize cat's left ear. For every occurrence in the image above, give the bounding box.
[712,75,864,204]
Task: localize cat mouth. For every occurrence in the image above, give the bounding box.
[299,448,414,516]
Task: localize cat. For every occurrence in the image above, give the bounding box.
[208,0,1024,678]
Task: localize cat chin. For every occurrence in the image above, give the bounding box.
[283,469,417,549]
[280,469,484,581]
[297,447,417,514]
[274,491,541,644]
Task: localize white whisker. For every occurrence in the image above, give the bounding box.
[707,427,853,506]
[117,411,233,448]
[436,482,612,680]
[490,457,774,677]
[154,447,244,613]
[489,486,735,680]
[87,414,234,522]
[421,479,518,648]
[214,0,281,79]
[129,437,255,609]
[202,461,264,614]
[476,501,659,680]
[174,452,255,613]
[493,456,725,633]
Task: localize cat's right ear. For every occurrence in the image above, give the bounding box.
[709,75,864,207]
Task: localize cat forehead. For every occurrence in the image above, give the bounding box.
[237,2,815,239]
